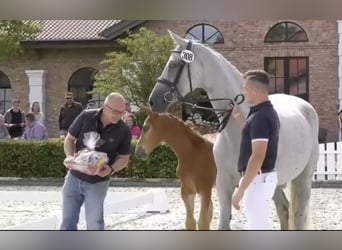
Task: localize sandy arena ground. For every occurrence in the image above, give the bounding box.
[0,185,341,230]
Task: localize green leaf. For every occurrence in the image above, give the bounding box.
[0,20,41,61]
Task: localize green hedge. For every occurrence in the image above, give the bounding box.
[0,139,178,178]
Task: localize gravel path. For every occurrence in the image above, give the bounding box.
[0,186,341,230]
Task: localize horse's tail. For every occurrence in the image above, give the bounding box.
[286,181,315,230]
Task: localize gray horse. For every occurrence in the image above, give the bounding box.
[146,30,319,230]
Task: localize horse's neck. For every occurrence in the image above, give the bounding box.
[162,122,195,158]
[200,48,250,144]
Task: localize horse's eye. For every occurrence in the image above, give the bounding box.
[142,125,149,132]
[169,62,176,68]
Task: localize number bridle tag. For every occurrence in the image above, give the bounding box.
[180,50,195,63]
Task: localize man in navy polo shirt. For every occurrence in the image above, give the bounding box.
[61,92,132,230]
[232,70,280,230]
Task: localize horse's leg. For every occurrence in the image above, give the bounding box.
[290,173,314,230]
[273,185,289,230]
[198,189,213,230]
[216,169,239,230]
[290,146,318,230]
[181,184,196,230]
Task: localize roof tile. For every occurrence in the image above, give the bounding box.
[30,20,120,41]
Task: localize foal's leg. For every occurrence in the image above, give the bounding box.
[181,185,196,230]
[198,189,213,230]
[273,185,289,230]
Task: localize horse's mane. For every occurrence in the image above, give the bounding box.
[195,42,243,77]
[190,41,245,101]
[159,113,212,145]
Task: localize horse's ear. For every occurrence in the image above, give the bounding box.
[142,104,153,116]
[168,30,186,47]
[142,104,152,115]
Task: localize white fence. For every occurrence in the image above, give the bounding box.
[314,142,342,181]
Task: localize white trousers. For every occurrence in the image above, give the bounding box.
[241,171,278,230]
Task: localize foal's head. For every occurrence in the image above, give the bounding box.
[135,105,168,160]
[136,104,192,160]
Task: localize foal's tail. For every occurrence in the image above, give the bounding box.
[286,181,314,230]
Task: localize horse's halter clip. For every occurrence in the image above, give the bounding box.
[157,40,245,133]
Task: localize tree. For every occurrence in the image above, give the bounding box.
[0,20,41,60]
[92,27,174,108]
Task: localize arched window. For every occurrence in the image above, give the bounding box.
[265,21,308,42]
[185,23,224,44]
[68,67,104,108]
[0,71,12,114]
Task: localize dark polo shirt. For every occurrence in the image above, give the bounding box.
[59,101,83,131]
[68,109,132,183]
[238,100,280,173]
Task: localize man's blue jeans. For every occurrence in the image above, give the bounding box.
[60,171,110,230]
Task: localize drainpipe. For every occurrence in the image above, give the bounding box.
[338,20,342,140]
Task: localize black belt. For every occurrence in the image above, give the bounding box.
[240,168,275,177]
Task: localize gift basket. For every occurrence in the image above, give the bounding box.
[64,132,108,173]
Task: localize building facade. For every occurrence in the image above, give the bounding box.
[0,20,340,141]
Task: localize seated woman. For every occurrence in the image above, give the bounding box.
[124,114,141,140]
[22,113,48,140]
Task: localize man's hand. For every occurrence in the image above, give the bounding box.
[232,188,244,210]
[63,156,76,169]
[94,165,113,177]
[228,102,242,119]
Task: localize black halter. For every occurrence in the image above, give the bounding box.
[157,40,245,132]
[158,41,194,102]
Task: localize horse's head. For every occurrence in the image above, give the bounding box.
[135,105,163,160]
[148,30,204,113]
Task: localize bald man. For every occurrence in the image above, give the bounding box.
[61,93,132,230]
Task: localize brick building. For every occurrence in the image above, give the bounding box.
[0,20,340,141]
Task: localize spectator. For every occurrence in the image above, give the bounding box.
[22,112,48,140]
[0,114,10,139]
[4,98,25,139]
[125,114,141,140]
[86,99,96,109]
[58,92,83,138]
[30,101,45,124]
